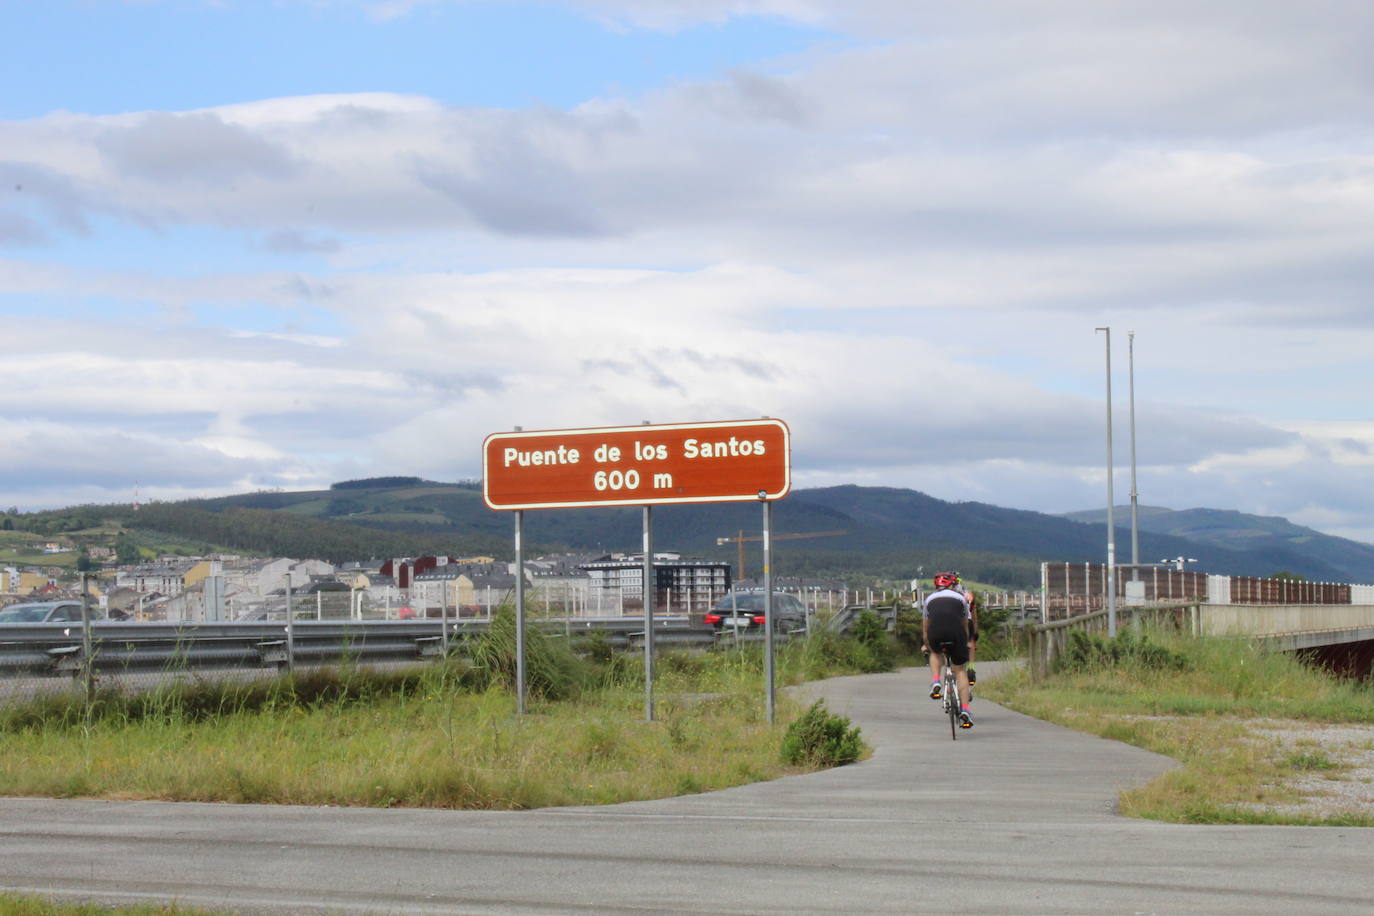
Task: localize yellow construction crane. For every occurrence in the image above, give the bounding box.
[715,529,847,580]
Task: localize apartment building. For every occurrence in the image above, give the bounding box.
[579,553,730,615]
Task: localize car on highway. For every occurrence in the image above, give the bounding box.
[0,600,107,624]
[704,591,808,634]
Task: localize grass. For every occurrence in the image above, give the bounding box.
[0,622,880,810]
[0,895,225,915]
[0,527,80,569]
[981,627,1374,826]
[0,680,795,808]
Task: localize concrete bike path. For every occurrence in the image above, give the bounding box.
[1,666,1371,914]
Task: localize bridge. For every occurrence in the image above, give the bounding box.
[1029,563,1374,678]
[1198,601,1374,650]
[1029,602,1374,675]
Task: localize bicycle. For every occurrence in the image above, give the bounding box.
[931,639,960,740]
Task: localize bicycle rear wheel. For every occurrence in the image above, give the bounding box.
[944,666,958,740]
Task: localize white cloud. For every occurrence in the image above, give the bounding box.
[0,419,293,494]
[3,0,1374,552]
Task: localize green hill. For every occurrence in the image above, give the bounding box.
[1062,505,1374,584]
[156,480,1374,585]
[11,480,1371,589]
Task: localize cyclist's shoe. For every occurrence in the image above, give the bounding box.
[929,682,943,700]
[967,667,977,685]
[958,711,973,729]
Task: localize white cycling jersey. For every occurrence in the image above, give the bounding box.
[921,587,972,619]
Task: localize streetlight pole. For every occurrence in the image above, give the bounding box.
[1129,330,1140,582]
[1095,327,1117,637]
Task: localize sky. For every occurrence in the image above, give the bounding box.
[3,0,1374,544]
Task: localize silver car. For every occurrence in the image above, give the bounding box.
[0,600,106,623]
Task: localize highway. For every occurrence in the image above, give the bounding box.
[1,665,1371,913]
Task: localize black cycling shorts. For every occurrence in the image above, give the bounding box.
[925,603,970,667]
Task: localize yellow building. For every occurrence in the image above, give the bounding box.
[183,559,215,590]
[18,571,54,594]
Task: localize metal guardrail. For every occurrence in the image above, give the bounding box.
[0,617,713,681]
[0,603,893,704]
[826,605,898,634]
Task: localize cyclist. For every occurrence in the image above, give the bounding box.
[965,587,979,686]
[922,571,975,729]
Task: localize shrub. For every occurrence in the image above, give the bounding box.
[972,601,1020,661]
[892,606,924,656]
[780,700,863,767]
[578,628,615,664]
[1055,627,1189,674]
[851,610,896,672]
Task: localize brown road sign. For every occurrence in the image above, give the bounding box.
[483,419,791,510]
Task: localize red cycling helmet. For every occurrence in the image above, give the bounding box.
[933,571,961,589]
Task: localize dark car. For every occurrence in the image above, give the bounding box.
[0,600,107,623]
[704,591,807,634]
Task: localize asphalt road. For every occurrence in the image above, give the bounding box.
[2,665,1372,914]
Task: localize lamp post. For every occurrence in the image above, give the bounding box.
[1095,326,1117,637]
[1129,331,1140,582]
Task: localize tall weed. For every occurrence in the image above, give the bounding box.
[783,626,896,681]
[468,606,587,700]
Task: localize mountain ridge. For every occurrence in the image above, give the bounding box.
[1062,505,1374,584]
[185,481,1374,584]
[18,483,1371,588]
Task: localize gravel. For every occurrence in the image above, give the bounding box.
[1243,719,1374,818]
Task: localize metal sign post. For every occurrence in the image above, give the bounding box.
[762,497,775,724]
[515,508,527,716]
[643,505,655,722]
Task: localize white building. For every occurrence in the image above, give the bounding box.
[579,553,731,615]
[116,559,203,597]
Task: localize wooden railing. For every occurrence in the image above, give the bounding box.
[1026,604,1201,677]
